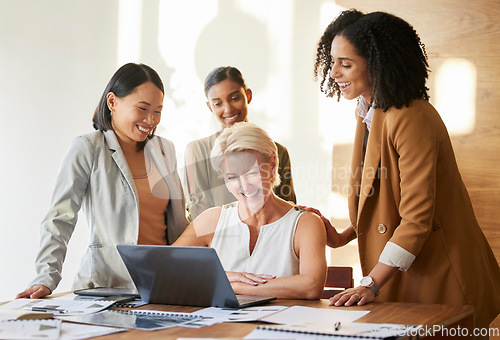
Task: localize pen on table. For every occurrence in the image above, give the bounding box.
[24,307,68,314]
[334,321,341,331]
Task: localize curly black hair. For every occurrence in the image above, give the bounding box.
[314,9,430,111]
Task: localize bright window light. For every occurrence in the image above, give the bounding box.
[117,0,142,66]
[434,58,476,135]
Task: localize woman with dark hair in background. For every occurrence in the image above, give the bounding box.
[17,63,187,299]
[184,66,296,220]
[311,9,500,328]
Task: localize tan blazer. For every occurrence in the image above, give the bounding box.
[349,99,500,326]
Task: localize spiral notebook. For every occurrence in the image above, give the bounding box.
[60,309,203,331]
[247,323,423,339]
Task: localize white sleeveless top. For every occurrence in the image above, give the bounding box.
[210,202,303,277]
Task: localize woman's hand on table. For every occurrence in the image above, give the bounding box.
[16,284,51,299]
[330,286,376,307]
[226,271,276,286]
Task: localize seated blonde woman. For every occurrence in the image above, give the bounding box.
[174,122,327,300]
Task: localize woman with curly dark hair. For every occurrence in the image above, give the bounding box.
[311,9,500,328]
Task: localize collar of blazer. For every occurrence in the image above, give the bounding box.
[103,130,138,199]
[349,109,384,225]
[102,130,181,200]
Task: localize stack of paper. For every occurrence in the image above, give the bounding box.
[0,298,124,339]
[0,309,53,321]
[0,319,61,339]
[1,298,115,316]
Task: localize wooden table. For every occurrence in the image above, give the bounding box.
[88,298,474,339]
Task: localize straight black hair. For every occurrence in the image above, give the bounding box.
[92,63,164,135]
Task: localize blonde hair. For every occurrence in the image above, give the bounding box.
[211,122,280,188]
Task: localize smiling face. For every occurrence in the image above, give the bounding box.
[108,81,163,146]
[330,35,372,102]
[222,150,274,213]
[206,79,252,129]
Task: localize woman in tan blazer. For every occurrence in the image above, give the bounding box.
[312,9,500,328]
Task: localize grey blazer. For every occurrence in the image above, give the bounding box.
[30,130,188,291]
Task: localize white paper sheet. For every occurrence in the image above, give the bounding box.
[0,319,61,339]
[192,305,289,325]
[1,298,115,316]
[245,323,423,339]
[59,322,126,339]
[259,306,370,325]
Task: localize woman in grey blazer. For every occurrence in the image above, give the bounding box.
[17,63,187,299]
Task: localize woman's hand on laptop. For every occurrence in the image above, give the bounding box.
[16,284,51,299]
[226,271,276,286]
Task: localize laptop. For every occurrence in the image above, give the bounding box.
[116,244,276,308]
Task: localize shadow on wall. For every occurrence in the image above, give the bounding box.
[193,0,269,89]
[140,0,183,108]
